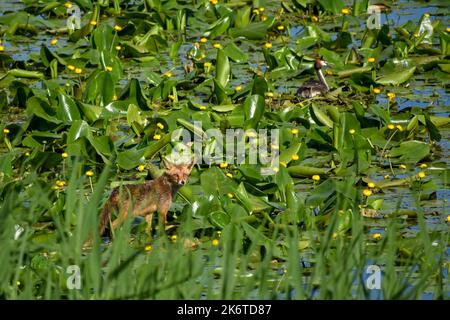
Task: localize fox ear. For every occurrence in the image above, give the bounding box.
[162,157,173,169]
[187,160,195,171]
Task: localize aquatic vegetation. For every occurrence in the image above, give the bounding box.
[0,0,448,299]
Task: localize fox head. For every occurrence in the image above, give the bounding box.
[162,157,195,186]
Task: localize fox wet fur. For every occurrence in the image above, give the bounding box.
[99,158,194,237]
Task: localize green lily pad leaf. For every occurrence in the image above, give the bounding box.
[208,210,230,229]
[288,165,329,177]
[67,120,91,142]
[200,167,235,196]
[241,222,271,245]
[215,49,230,88]
[120,78,149,110]
[7,69,44,79]
[376,66,416,85]
[206,15,231,39]
[84,71,115,106]
[229,22,269,40]
[438,64,450,73]
[234,182,271,213]
[424,113,441,142]
[251,75,268,96]
[58,92,80,123]
[237,164,263,182]
[127,104,143,127]
[389,140,430,164]
[279,142,302,164]
[223,42,248,63]
[318,0,345,14]
[305,179,335,207]
[26,96,61,124]
[243,94,265,130]
[78,102,103,122]
[117,147,146,170]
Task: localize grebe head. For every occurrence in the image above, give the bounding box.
[314,58,327,70]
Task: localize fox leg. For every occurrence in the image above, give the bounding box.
[158,198,171,225]
[144,213,153,235]
[110,202,130,234]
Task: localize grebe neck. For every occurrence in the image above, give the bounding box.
[316,68,330,91]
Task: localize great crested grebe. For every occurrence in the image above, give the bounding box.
[297,58,330,98]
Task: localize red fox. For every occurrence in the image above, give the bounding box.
[98,158,194,237]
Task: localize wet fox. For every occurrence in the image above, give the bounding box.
[99,158,194,237]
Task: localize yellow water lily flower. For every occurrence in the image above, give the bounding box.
[62,152,69,158]
[349,129,356,135]
[368,57,375,63]
[341,8,350,15]
[368,182,375,188]
[219,162,228,169]
[312,175,320,181]
[200,37,208,43]
[291,154,299,161]
[418,171,426,179]
[235,85,242,92]
[138,165,145,172]
[212,239,219,246]
[114,25,122,32]
[56,180,66,187]
[291,128,299,135]
[75,68,82,74]
[153,134,161,140]
[51,39,58,46]
[372,233,382,240]
[156,122,164,129]
[85,170,94,177]
[387,92,396,102]
[213,43,222,49]
[264,42,272,49]
[363,189,372,197]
